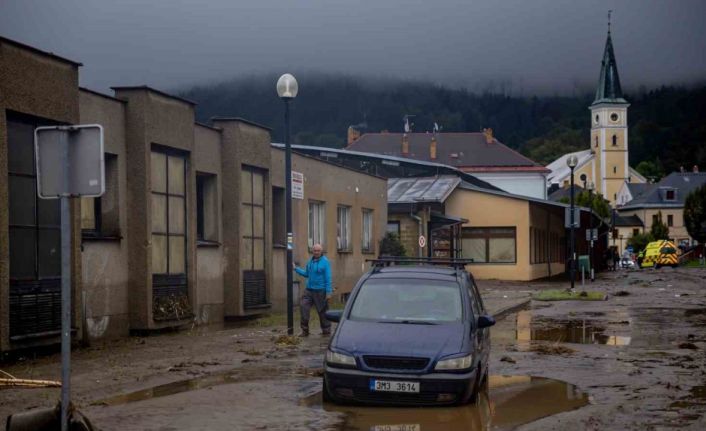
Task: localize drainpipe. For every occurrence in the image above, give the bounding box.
[410,205,423,257]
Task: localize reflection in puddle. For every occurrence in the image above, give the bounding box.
[670,385,706,409]
[94,365,302,406]
[515,311,631,346]
[303,376,588,431]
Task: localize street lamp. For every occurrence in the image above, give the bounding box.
[586,181,595,281]
[277,73,298,335]
[567,154,579,290]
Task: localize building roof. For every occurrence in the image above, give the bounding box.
[614,215,644,227]
[626,183,653,200]
[111,85,197,106]
[546,149,594,185]
[346,132,547,172]
[211,117,272,131]
[273,143,502,191]
[619,172,706,210]
[0,35,83,66]
[592,31,628,105]
[79,87,127,104]
[548,184,585,202]
[387,176,461,204]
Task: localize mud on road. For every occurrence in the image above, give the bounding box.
[1,267,705,430]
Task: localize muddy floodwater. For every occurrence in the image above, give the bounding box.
[302,376,588,431]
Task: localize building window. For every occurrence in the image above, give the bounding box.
[613,166,617,174]
[667,214,674,227]
[665,189,676,201]
[652,214,659,225]
[272,187,286,246]
[196,173,218,243]
[612,135,617,146]
[337,205,351,251]
[81,153,119,237]
[462,227,516,264]
[594,136,598,148]
[633,228,640,237]
[241,166,266,270]
[386,221,401,236]
[308,201,325,248]
[151,149,187,276]
[362,209,374,253]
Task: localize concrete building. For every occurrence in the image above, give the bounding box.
[617,171,706,247]
[546,28,646,205]
[0,36,387,352]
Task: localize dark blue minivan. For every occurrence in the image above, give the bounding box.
[323,258,495,406]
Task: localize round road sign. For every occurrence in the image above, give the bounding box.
[419,235,427,248]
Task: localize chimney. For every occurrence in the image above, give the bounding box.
[402,133,409,156]
[483,128,494,144]
[693,165,699,173]
[430,136,437,160]
[347,126,361,147]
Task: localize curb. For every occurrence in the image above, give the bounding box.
[491,298,531,321]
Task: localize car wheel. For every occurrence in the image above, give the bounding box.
[466,368,483,405]
[322,376,334,403]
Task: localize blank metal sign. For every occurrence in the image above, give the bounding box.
[34,125,104,198]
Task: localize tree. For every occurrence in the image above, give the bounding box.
[628,232,654,253]
[684,184,706,243]
[576,191,611,220]
[635,159,664,182]
[650,211,670,240]
[379,232,407,257]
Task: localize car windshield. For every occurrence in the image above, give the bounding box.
[348,278,463,323]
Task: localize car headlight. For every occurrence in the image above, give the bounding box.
[326,349,356,367]
[435,353,473,371]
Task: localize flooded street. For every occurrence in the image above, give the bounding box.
[2,267,706,430]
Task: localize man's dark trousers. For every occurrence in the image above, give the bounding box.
[300,289,331,335]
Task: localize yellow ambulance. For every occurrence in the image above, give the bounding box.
[639,240,679,268]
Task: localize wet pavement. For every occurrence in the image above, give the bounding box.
[3,267,706,430]
[303,376,587,431]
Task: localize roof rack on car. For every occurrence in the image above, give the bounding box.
[367,256,474,270]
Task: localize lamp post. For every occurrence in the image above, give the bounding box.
[586,181,595,281]
[277,73,298,335]
[567,155,578,290]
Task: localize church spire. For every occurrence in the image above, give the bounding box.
[593,13,627,105]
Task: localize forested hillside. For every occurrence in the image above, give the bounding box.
[180,74,706,177]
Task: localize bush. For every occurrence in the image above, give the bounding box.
[379,232,407,257]
[650,211,670,240]
[628,232,654,253]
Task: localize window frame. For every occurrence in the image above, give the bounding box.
[337,205,352,252]
[241,165,266,271]
[386,221,401,237]
[308,200,325,250]
[462,227,517,264]
[362,208,374,253]
[196,172,219,245]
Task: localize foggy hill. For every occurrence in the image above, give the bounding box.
[180,74,706,177]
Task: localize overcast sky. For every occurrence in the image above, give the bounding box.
[1,0,705,94]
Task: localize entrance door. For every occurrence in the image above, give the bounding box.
[7,114,62,339]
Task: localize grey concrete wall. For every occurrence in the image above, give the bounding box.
[270,149,387,308]
[115,88,196,330]
[78,90,130,340]
[0,39,82,351]
[211,119,273,317]
[194,124,224,324]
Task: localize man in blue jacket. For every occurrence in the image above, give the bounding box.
[294,243,332,336]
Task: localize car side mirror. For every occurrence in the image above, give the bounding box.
[477,315,495,329]
[325,310,342,323]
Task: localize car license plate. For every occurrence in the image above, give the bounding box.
[371,425,420,431]
[370,379,419,393]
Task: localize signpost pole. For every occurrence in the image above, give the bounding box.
[60,132,71,431]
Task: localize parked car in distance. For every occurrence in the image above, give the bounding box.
[620,257,636,269]
[322,257,495,406]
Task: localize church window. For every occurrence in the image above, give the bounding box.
[612,135,617,146]
[594,136,598,148]
[610,113,619,122]
[613,166,617,174]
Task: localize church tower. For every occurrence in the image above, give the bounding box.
[590,24,629,206]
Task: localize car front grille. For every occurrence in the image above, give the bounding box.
[363,355,430,371]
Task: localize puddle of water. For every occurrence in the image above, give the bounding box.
[94,365,312,406]
[302,375,588,431]
[514,311,631,346]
